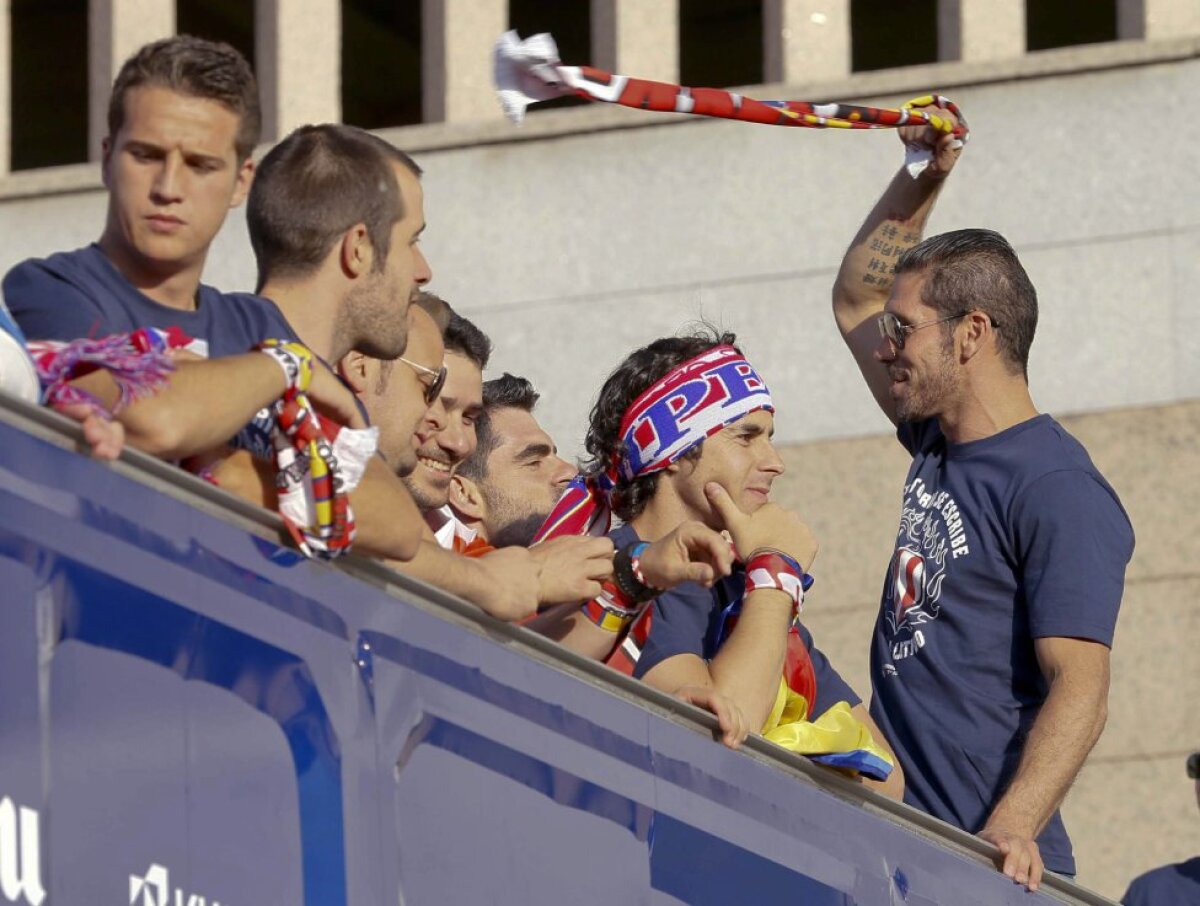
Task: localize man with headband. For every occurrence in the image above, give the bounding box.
[535,331,902,793]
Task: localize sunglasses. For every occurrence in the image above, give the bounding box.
[398,357,447,405]
[1188,752,1200,780]
[877,310,999,350]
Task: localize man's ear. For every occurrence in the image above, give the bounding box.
[340,224,371,278]
[450,474,485,521]
[959,310,990,363]
[338,351,370,394]
[229,156,255,209]
[100,136,113,189]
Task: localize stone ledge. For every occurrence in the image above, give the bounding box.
[2,35,1197,202]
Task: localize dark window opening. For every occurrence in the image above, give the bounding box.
[176,0,255,67]
[1027,0,1117,51]
[341,0,421,129]
[509,0,590,111]
[11,0,88,170]
[680,0,763,88]
[851,0,938,72]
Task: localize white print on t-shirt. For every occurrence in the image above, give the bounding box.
[884,477,973,658]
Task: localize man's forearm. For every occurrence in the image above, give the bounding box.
[530,605,621,661]
[984,673,1108,838]
[347,458,424,561]
[832,168,947,326]
[708,590,793,732]
[71,355,286,459]
[389,540,489,601]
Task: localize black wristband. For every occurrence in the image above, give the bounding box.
[613,544,659,604]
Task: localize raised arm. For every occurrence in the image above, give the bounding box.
[831,111,962,423]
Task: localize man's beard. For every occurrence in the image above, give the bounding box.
[894,346,958,424]
[482,485,553,548]
[488,513,549,549]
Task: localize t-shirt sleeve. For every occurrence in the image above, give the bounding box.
[633,583,715,680]
[1013,469,1134,645]
[3,260,109,341]
[797,623,862,713]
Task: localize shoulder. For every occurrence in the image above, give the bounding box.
[1009,422,1132,549]
[204,287,291,325]
[4,246,99,298]
[197,287,298,353]
[1122,858,1200,905]
[3,246,117,340]
[1002,416,1109,485]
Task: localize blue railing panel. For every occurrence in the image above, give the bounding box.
[0,411,1112,906]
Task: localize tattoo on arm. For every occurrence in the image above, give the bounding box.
[860,222,925,286]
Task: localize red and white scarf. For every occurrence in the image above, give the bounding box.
[495,31,967,179]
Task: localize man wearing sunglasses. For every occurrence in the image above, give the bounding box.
[1120,752,1200,904]
[830,115,1134,892]
[342,303,446,480]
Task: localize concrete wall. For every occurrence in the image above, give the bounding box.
[774,398,1200,901]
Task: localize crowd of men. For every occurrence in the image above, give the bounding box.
[0,35,1142,897]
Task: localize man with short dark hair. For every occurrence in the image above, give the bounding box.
[5,35,284,353]
[249,123,429,366]
[831,115,1134,889]
[450,373,576,548]
[402,311,489,540]
[340,304,446,479]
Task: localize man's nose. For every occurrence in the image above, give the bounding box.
[438,419,471,460]
[551,456,577,488]
[151,152,185,203]
[761,443,785,477]
[874,334,899,363]
[413,246,432,286]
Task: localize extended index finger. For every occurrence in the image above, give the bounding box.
[704,482,746,532]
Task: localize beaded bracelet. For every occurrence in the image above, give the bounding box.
[743,550,813,615]
[258,340,314,395]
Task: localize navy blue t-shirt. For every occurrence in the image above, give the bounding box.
[610,523,860,720]
[4,244,301,457]
[1122,857,1200,905]
[3,244,296,356]
[869,414,1134,876]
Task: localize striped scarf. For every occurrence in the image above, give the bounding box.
[495,30,967,178]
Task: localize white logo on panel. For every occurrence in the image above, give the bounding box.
[130,863,225,906]
[0,796,45,906]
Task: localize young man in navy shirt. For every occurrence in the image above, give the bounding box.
[4,35,291,357]
[831,116,1134,890]
[532,331,902,790]
[4,38,427,562]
